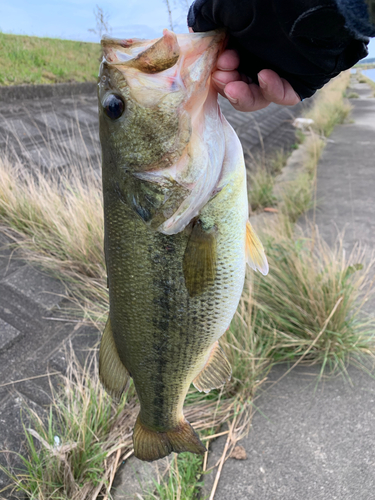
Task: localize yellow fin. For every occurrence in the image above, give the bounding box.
[193,341,231,393]
[99,317,130,402]
[133,416,206,462]
[183,220,217,298]
[246,221,269,276]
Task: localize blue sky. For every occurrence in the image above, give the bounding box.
[1,0,375,59]
[0,0,190,41]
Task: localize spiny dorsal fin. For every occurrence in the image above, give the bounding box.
[99,317,130,402]
[193,341,231,393]
[183,220,217,298]
[246,221,269,276]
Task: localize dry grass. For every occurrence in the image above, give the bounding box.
[356,71,375,97]
[1,345,136,499]
[0,126,108,322]
[255,222,375,374]
[248,168,276,213]
[1,290,275,499]
[305,71,352,137]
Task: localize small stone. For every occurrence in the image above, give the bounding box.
[230,445,247,460]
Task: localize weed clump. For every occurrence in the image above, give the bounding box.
[305,71,352,137]
[254,226,375,373]
[248,169,276,212]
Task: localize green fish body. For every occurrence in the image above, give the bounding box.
[98,30,268,462]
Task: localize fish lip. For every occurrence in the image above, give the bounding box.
[100,29,227,68]
[101,29,226,48]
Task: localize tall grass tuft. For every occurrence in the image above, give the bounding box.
[253,224,375,374]
[305,71,352,137]
[1,345,137,499]
[248,169,276,213]
[0,131,108,322]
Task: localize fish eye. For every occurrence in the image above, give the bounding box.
[103,94,125,120]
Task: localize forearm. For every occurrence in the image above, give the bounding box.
[336,0,375,36]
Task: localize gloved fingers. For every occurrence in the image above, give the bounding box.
[257,69,300,105]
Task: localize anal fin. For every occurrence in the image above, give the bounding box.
[246,221,269,276]
[99,317,130,402]
[193,341,231,393]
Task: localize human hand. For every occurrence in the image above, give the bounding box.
[212,49,300,112]
[188,0,367,105]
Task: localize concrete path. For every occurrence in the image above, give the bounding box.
[202,80,375,500]
[311,80,375,261]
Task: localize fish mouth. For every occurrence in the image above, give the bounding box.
[100,29,226,78]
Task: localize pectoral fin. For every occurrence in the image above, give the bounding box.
[193,341,231,393]
[246,221,269,276]
[183,220,217,298]
[99,317,130,402]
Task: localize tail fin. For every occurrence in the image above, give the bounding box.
[133,416,206,462]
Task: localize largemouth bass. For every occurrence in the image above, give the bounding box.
[98,29,268,462]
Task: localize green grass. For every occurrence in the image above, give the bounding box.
[305,71,352,137]
[252,225,375,374]
[268,148,289,175]
[145,453,205,500]
[0,32,100,86]
[1,346,136,499]
[248,169,276,212]
[280,173,313,222]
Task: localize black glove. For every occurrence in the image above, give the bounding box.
[188,0,369,99]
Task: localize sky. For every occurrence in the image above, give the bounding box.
[0,0,375,59]
[0,0,190,42]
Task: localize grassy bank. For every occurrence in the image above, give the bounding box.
[1,71,374,499]
[0,33,100,86]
